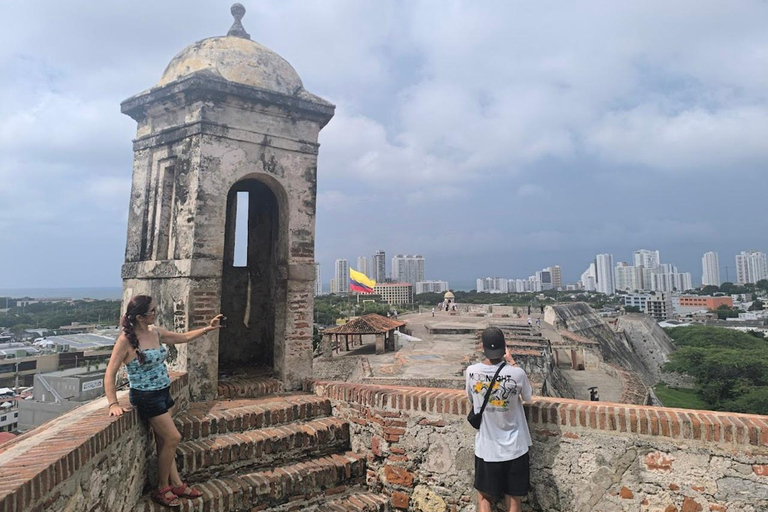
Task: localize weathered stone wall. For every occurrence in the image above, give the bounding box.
[308,380,768,512]
[0,373,188,512]
[660,371,698,390]
[550,303,659,387]
[616,314,677,383]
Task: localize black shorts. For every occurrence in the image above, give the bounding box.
[129,386,175,421]
[474,452,530,498]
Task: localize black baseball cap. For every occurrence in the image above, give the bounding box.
[481,327,506,359]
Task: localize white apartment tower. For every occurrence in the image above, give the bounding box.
[372,250,386,283]
[633,249,661,269]
[392,254,425,286]
[314,263,322,296]
[333,259,349,294]
[595,253,615,295]
[356,256,369,278]
[415,281,449,294]
[701,252,721,287]
[580,263,597,291]
[735,250,768,285]
[477,277,509,294]
[615,262,642,292]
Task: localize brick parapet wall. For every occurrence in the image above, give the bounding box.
[307,380,768,512]
[308,380,768,449]
[0,373,188,512]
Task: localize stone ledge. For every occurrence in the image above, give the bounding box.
[0,372,188,512]
[306,380,768,449]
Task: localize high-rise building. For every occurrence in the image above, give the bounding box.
[615,262,642,292]
[477,277,509,294]
[415,281,449,294]
[314,263,322,296]
[333,259,349,294]
[633,249,661,269]
[535,270,553,291]
[356,256,369,278]
[391,254,425,286]
[580,263,597,291]
[372,250,386,283]
[701,252,721,287]
[595,254,615,295]
[548,265,562,290]
[735,250,768,285]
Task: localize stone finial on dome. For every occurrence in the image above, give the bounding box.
[227,3,251,40]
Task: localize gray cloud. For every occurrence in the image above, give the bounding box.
[1,1,767,288]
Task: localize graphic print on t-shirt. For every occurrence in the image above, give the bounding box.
[469,373,519,409]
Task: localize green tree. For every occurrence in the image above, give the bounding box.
[663,325,768,414]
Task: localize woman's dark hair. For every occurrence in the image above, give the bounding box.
[122,295,153,365]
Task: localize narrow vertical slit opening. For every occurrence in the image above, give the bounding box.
[233,191,249,267]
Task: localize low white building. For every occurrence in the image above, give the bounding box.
[415,281,449,294]
[373,283,413,305]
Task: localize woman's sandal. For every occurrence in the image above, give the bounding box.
[171,483,203,499]
[151,487,181,508]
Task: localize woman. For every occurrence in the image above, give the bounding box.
[105,295,223,508]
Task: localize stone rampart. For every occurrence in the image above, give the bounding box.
[0,373,188,512]
[308,380,768,512]
[616,314,677,383]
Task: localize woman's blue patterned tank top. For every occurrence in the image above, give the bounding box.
[125,342,171,391]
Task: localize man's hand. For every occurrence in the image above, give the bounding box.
[504,346,517,366]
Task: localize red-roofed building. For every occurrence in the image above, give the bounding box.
[322,314,406,355]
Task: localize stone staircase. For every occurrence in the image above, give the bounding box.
[139,376,388,511]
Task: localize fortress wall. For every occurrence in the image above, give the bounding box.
[551,303,659,386]
[616,314,677,383]
[0,373,188,512]
[308,381,768,512]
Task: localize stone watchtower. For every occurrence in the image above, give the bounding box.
[120,4,334,400]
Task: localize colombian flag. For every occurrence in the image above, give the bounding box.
[349,268,376,294]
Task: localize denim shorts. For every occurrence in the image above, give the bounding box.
[129,386,175,420]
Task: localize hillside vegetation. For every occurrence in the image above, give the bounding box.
[663,325,768,415]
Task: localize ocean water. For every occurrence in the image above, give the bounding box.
[0,287,123,300]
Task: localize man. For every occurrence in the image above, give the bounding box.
[465,327,533,512]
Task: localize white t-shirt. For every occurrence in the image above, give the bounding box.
[465,362,533,462]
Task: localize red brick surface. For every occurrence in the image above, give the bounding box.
[0,373,188,512]
[306,380,768,448]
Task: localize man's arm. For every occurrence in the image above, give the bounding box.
[520,371,533,402]
[465,367,474,404]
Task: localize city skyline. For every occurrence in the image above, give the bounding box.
[1,2,767,289]
[316,245,766,292]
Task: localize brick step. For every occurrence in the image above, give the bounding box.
[177,417,350,480]
[139,451,367,512]
[218,375,283,399]
[175,394,332,440]
[318,492,389,512]
[275,490,389,512]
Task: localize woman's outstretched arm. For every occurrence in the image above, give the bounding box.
[156,314,223,345]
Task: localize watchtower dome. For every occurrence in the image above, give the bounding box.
[120,4,334,400]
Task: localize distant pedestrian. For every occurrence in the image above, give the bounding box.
[536,318,541,328]
[431,308,435,317]
[393,310,398,319]
[527,317,532,327]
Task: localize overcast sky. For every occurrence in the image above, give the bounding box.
[1,1,767,290]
